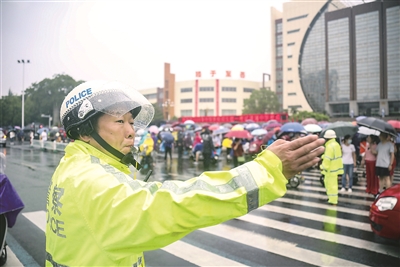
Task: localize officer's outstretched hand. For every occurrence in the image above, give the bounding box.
[267,135,325,179]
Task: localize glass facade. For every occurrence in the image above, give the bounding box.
[386,5,400,99]
[275,20,283,111]
[299,5,328,113]
[355,11,380,100]
[327,18,350,102]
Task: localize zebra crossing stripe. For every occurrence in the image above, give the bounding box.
[259,205,370,231]
[274,198,369,216]
[200,224,370,267]
[285,190,373,206]
[21,211,247,266]
[22,211,46,231]
[238,213,400,258]
[162,240,248,266]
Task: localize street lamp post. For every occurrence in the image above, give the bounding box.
[162,99,174,121]
[41,114,52,128]
[18,59,30,128]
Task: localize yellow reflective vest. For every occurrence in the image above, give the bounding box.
[320,138,344,175]
[46,140,287,266]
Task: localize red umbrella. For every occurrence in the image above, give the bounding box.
[209,124,220,131]
[388,120,400,132]
[225,130,253,139]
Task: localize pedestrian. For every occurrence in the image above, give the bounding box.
[9,131,15,145]
[164,137,173,161]
[41,129,48,141]
[201,129,214,171]
[175,130,185,159]
[373,132,395,192]
[360,135,379,196]
[45,80,325,266]
[232,138,244,167]
[389,136,397,186]
[320,130,343,205]
[340,134,357,193]
[29,131,34,145]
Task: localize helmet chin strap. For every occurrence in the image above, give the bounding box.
[91,131,142,170]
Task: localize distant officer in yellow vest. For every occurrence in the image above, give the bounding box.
[320,130,344,205]
[46,80,325,266]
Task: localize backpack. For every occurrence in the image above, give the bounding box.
[202,135,214,154]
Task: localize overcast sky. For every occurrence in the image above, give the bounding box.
[1,0,289,96]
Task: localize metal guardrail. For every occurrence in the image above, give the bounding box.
[31,139,68,152]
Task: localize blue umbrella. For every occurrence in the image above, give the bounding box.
[161,131,174,143]
[279,122,305,134]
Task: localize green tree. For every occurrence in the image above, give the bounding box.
[242,88,279,114]
[24,74,83,127]
[0,90,21,127]
[290,110,329,122]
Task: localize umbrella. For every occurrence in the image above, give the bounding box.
[225,130,253,139]
[320,121,358,138]
[279,122,305,134]
[301,118,318,126]
[161,131,174,143]
[245,123,260,132]
[183,120,195,125]
[194,126,202,132]
[212,127,230,135]
[231,124,244,131]
[262,130,276,144]
[37,127,49,134]
[357,117,397,137]
[387,120,400,132]
[356,116,367,121]
[304,124,322,133]
[358,126,380,136]
[265,122,282,130]
[148,125,159,134]
[251,128,268,136]
[209,124,220,131]
[223,123,232,129]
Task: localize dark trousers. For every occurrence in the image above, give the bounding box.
[164,147,172,160]
[203,152,212,171]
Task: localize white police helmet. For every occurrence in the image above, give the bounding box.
[60,80,154,138]
[323,129,337,139]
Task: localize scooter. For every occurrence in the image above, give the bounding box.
[0,171,25,266]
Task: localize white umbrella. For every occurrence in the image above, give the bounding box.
[358,126,380,136]
[304,124,322,133]
[184,120,195,125]
[251,128,268,136]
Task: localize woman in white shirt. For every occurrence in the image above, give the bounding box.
[340,135,357,193]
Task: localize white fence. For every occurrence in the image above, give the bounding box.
[31,140,68,152]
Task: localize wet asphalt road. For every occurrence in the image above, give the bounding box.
[2,141,400,267]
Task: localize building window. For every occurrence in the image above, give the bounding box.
[181,98,192,103]
[287,42,295,46]
[199,98,214,102]
[386,6,400,99]
[288,80,293,84]
[222,109,236,115]
[243,88,255,93]
[221,87,236,92]
[287,29,300,34]
[181,110,192,116]
[276,22,282,33]
[199,87,214,92]
[287,14,308,22]
[180,87,192,93]
[331,103,350,117]
[288,68,292,71]
[288,92,296,96]
[200,109,214,116]
[276,34,282,45]
[277,46,283,57]
[287,55,293,58]
[222,98,236,103]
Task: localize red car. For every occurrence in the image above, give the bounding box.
[369,184,400,240]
